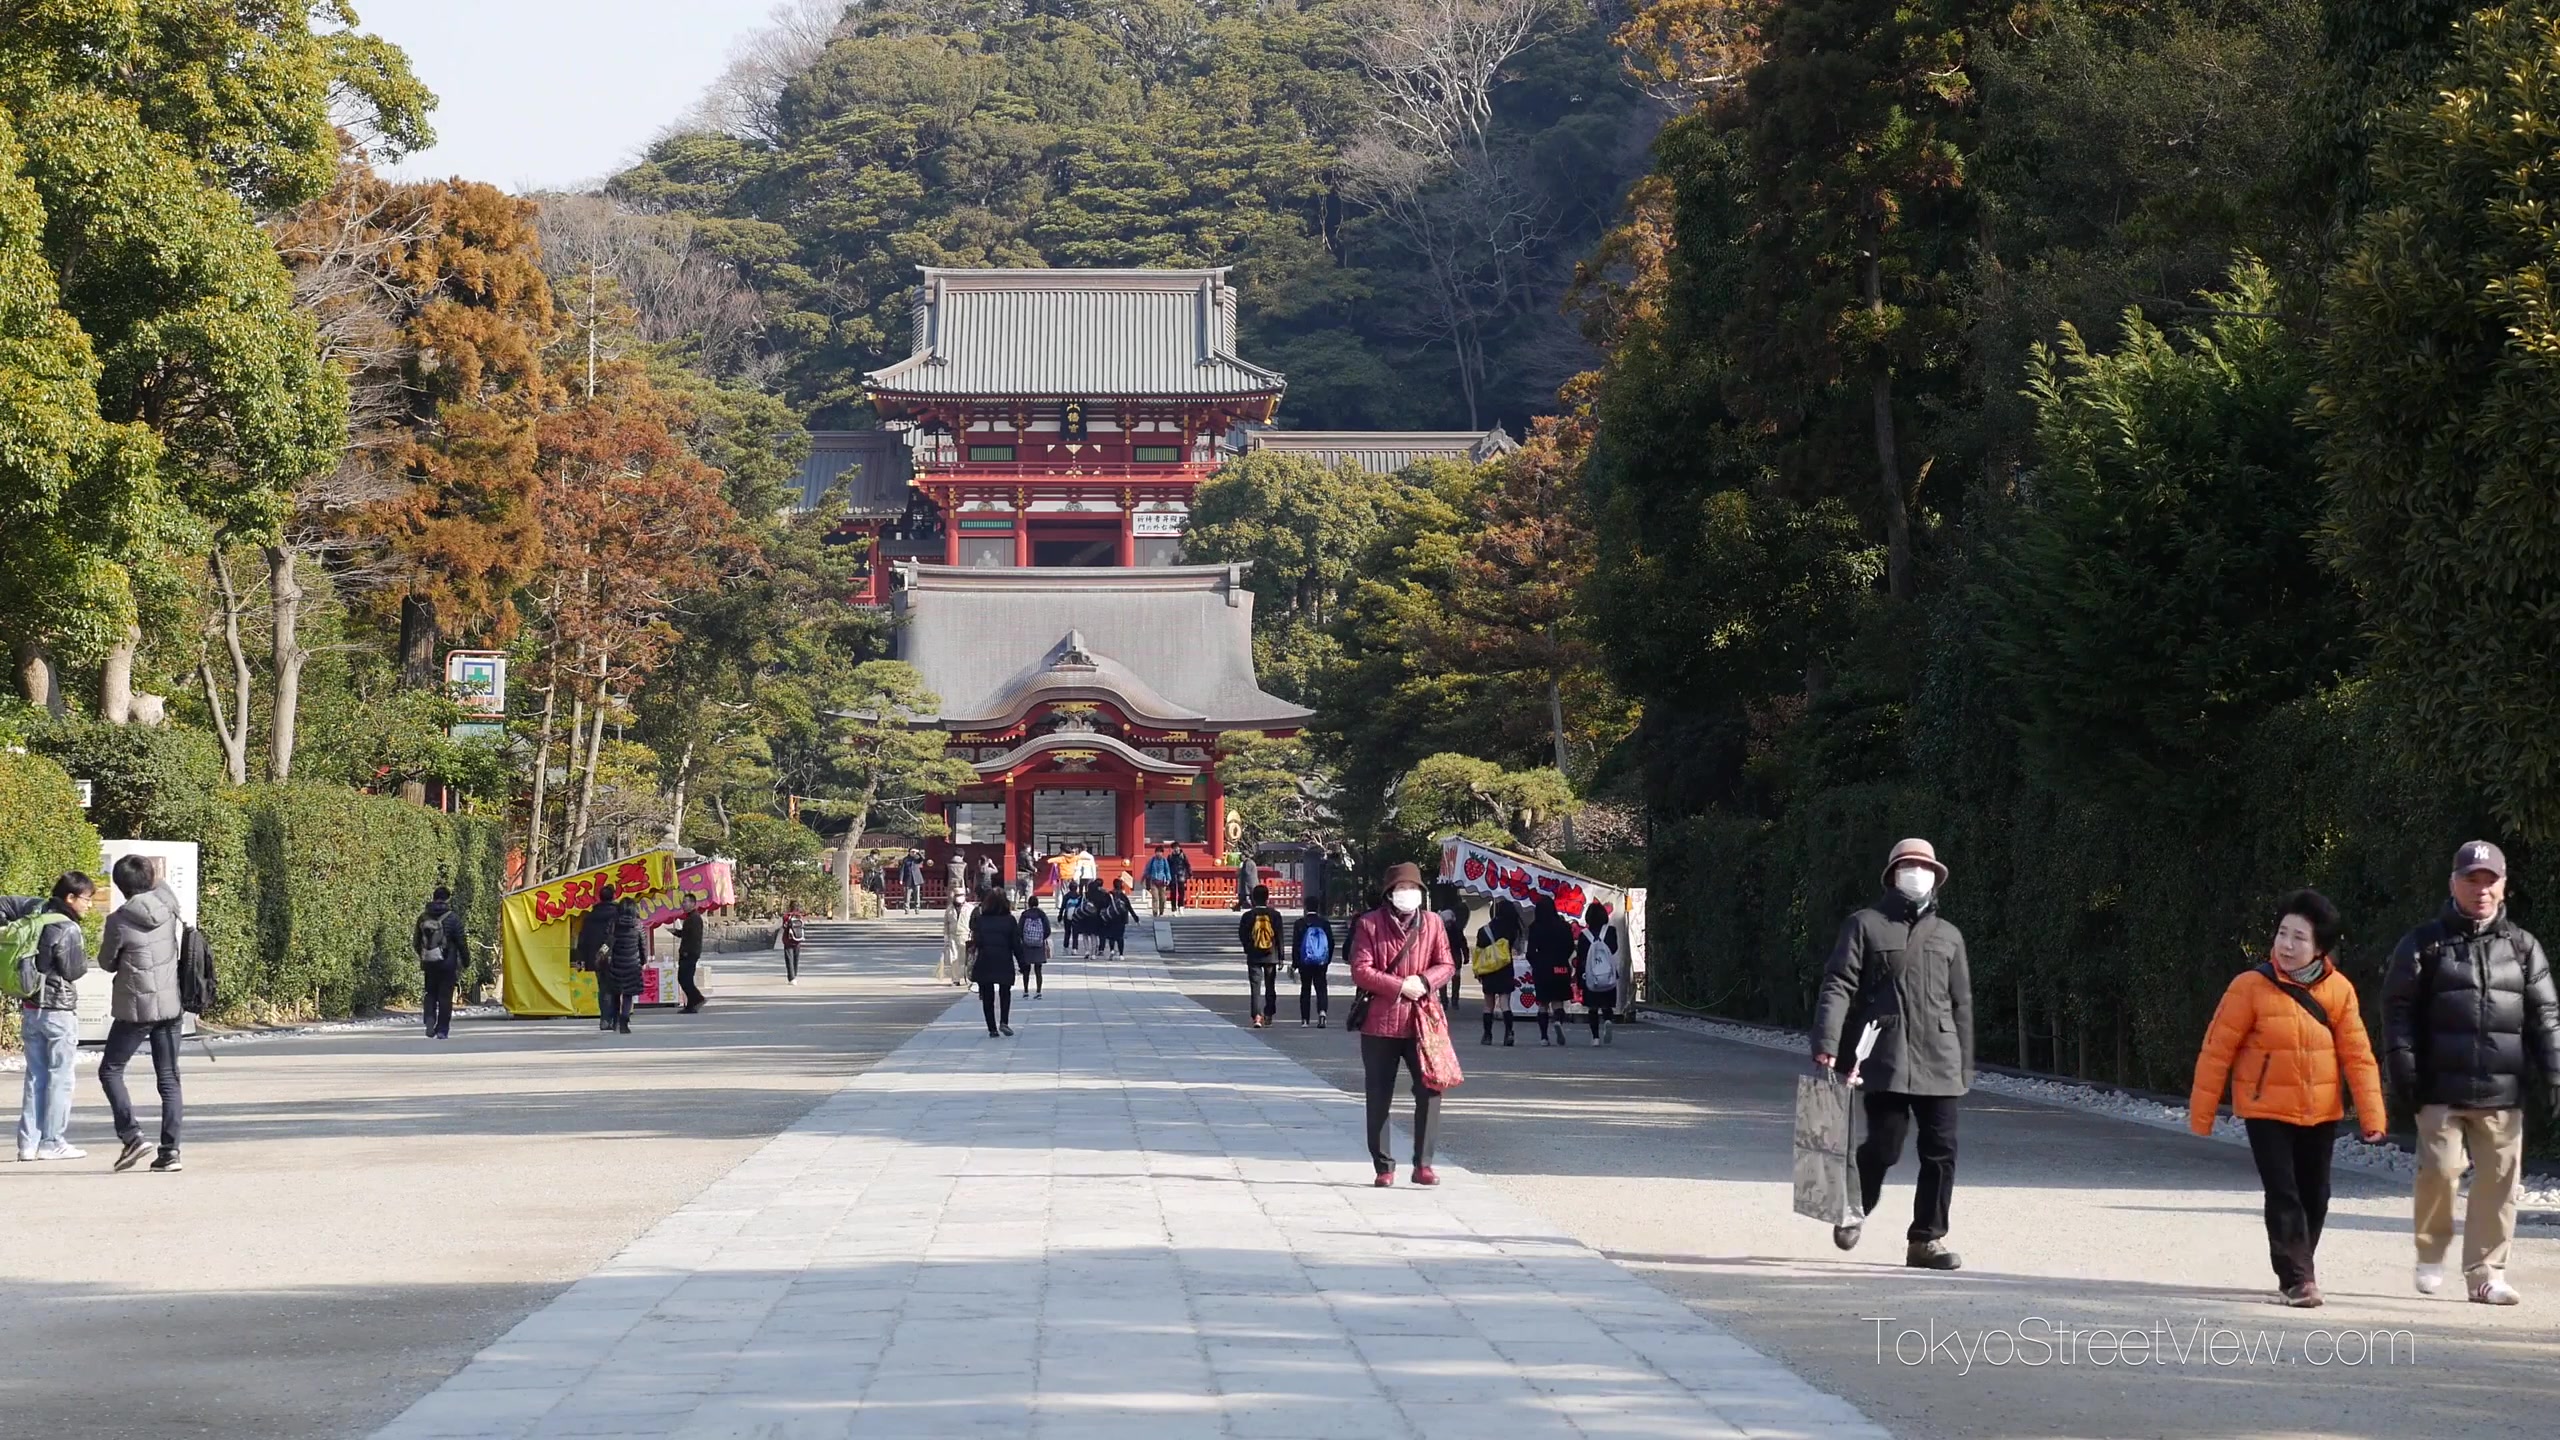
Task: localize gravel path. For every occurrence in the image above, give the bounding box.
[1165,952,2560,1440]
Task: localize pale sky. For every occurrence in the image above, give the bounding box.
[357,0,777,192]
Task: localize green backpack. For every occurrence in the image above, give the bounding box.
[1,910,75,1005]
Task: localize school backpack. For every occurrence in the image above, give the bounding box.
[1021,911,1049,944]
[1248,910,1277,954]
[177,922,218,1015]
[1471,935,1512,978]
[1299,921,1332,966]
[414,912,450,966]
[2,909,75,1004]
[1584,926,1621,992]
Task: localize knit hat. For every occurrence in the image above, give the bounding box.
[1880,838,1947,887]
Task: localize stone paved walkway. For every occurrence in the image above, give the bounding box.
[372,948,1887,1440]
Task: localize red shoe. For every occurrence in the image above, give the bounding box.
[1411,1167,1440,1186]
[1373,1170,1395,1187]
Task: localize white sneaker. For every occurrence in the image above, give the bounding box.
[34,1144,86,1161]
[2470,1273,2522,1306]
[15,1149,35,1162]
[2415,1263,2445,1295]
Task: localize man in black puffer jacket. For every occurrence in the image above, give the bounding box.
[2381,840,2560,1306]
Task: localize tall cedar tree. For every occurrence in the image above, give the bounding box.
[356,180,563,683]
[2316,3,2560,847]
[1730,0,1987,599]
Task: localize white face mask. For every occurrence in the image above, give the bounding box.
[1893,867,1937,902]
[1390,888,1424,915]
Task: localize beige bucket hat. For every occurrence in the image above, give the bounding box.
[1881,838,1947,887]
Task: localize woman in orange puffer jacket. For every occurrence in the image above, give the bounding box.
[2190,889,2389,1308]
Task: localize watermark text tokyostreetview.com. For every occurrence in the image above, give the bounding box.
[1866,1316,2418,1375]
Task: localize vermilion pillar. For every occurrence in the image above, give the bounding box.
[1001,776,1020,886]
[1205,779,1227,866]
[1116,775,1145,861]
[1116,497,1135,567]
[1013,499,1030,567]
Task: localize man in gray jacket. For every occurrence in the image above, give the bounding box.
[8,873,98,1161]
[98,854,186,1172]
[1812,838,1974,1270]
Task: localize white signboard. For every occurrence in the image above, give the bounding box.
[1130,510,1187,537]
[76,839,201,1034]
[445,650,507,718]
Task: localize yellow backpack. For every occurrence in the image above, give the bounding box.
[1471,936,1511,978]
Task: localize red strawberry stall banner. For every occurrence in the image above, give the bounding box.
[1436,836,1624,920]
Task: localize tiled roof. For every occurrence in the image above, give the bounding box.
[866,269,1286,400]
[889,564,1313,730]
[1241,428,1519,474]
[795,430,913,515]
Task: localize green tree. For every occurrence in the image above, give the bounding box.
[1730,0,1990,599]
[1386,751,1576,852]
[1180,451,1398,702]
[0,109,162,688]
[1994,263,2353,809]
[1215,729,1338,857]
[817,661,974,915]
[2316,1,2560,846]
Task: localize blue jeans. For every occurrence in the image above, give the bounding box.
[16,1007,78,1153]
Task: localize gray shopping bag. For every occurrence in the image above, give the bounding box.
[1791,1074,1861,1225]
[1791,1021,1879,1226]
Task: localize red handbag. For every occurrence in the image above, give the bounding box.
[1414,994,1465,1091]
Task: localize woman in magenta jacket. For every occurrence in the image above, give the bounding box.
[1352,861,1460,1187]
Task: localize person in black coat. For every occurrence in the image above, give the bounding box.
[2380,840,2560,1303]
[579,886,621,1033]
[597,887,646,1035]
[675,899,707,1013]
[413,886,469,1040]
[969,892,1024,1037]
[1523,894,1579,1046]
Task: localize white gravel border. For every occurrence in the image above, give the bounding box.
[1636,1004,2560,1213]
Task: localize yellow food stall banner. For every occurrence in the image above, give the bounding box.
[501,851,680,1018]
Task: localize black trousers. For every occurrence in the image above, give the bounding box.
[1248,960,1279,1018]
[783,941,800,982]
[1171,878,1188,908]
[1298,966,1329,1021]
[2245,1117,2336,1289]
[422,962,457,1037]
[1360,1033,1441,1173]
[677,950,703,1008]
[99,1018,183,1153]
[1857,1091,1959,1242]
[1585,987,1618,1035]
[597,981,634,1028]
[978,981,1013,1033]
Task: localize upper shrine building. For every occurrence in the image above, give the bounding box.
[816,265,1510,898]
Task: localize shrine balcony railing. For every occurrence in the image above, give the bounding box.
[910,455,1222,482]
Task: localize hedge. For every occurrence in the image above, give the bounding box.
[10,718,507,1034]
[0,750,104,1051]
[237,783,505,1021]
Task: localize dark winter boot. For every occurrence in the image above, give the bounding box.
[1480,1012,1494,1045]
[1502,1017,1515,1046]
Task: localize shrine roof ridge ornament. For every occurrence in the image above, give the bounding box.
[864,266,1286,402]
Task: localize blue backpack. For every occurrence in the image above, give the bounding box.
[1299,922,1332,966]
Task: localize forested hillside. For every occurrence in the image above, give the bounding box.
[612,0,1652,432]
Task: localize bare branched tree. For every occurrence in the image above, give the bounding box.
[681,0,854,144]
[535,194,767,375]
[1350,0,1559,159]
[265,172,434,780]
